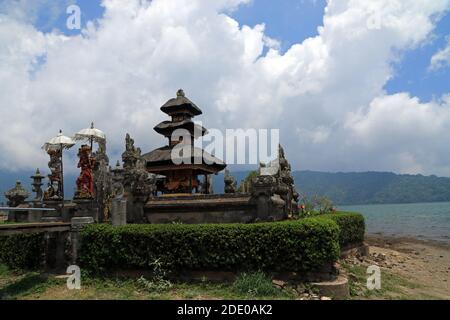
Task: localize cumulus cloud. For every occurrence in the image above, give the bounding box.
[0,0,450,176]
[429,36,450,71]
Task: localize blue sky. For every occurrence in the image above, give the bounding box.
[30,0,450,103]
[385,14,450,101]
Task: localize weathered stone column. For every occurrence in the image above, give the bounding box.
[111,198,127,226]
[70,217,94,265]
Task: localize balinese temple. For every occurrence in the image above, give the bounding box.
[143,89,226,194]
[3,89,299,226]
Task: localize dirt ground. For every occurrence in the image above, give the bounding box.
[344,236,450,299]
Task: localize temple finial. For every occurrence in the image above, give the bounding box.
[177,89,185,97]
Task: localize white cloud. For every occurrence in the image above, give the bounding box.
[344,93,450,174]
[429,36,450,71]
[0,0,450,176]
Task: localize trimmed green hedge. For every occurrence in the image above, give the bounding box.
[79,218,341,274]
[0,212,365,273]
[0,233,45,270]
[320,212,365,247]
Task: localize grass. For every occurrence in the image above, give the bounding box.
[0,264,9,276]
[343,263,437,300]
[0,265,295,300]
[232,271,284,297]
[2,261,444,300]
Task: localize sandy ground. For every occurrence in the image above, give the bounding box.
[359,236,450,299]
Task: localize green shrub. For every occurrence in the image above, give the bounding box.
[0,233,45,270]
[320,212,365,247]
[79,217,340,274]
[298,194,335,217]
[233,271,279,296]
[137,258,173,292]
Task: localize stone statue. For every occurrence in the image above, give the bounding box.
[93,140,113,221]
[249,144,299,218]
[74,145,95,199]
[224,170,237,194]
[44,148,62,200]
[121,134,156,202]
[123,133,139,170]
[118,134,157,223]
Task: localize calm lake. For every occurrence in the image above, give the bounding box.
[338,202,450,243]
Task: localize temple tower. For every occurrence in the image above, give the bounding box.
[143,89,226,194]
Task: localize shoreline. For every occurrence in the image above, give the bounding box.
[366,234,450,250]
[352,234,450,299]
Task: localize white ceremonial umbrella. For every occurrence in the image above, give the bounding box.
[74,122,106,149]
[43,130,76,151]
[42,130,75,208]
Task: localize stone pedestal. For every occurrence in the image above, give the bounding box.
[41,200,63,221]
[13,211,29,223]
[111,198,127,226]
[312,275,350,300]
[27,208,43,223]
[73,199,99,221]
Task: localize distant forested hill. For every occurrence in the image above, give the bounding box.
[216,170,450,205]
[2,170,450,205]
[293,171,450,205]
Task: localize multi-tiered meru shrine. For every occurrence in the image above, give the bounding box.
[143,89,225,194]
[4,90,299,225]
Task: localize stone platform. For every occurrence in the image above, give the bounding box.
[144,193,258,224]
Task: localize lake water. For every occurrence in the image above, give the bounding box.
[338,202,450,243]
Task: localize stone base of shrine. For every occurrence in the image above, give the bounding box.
[41,199,99,222]
[144,193,284,224]
[72,199,100,222]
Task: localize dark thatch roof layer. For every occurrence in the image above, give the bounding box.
[160,92,202,116]
[143,146,226,168]
[154,119,207,137]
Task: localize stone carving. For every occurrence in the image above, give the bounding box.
[30,168,44,202]
[250,144,299,218]
[224,170,237,194]
[277,145,299,215]
[5,181,30,207]
[44,148,62,200]
[122,133,139,170]
[93,140,113,221]
[121,134,156,202]
[74,145,95,199]
[111,160,125,199]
